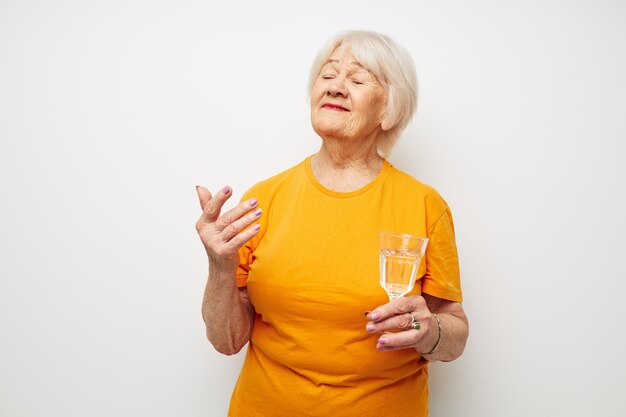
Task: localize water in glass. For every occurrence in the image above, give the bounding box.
[380,249,423,299]
[379,231,428,300]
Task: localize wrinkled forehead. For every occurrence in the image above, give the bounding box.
[322,58,367,72]
[321,44,356,68]
[328,42,387,83]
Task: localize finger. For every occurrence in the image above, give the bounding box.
[214,197,259,232]
[196,185,212,211]
[219,206,263,242]
[367,295,424,323]
[223,223,261,253]
[201,186,232,222]
[376,330,423,351]
[366,312,415,334]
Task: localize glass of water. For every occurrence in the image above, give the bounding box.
[379,231,429,300]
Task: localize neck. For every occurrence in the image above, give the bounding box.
[311,139,384,192]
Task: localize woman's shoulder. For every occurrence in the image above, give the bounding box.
[386,163,452,220]
[388,163,445,197]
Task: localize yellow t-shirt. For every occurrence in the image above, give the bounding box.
[229,157,462,417]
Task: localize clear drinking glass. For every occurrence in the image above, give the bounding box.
[379,231,429,300]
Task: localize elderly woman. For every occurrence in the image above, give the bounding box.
[195,30,468,417]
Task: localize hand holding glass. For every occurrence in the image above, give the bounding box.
[379,231,428,300]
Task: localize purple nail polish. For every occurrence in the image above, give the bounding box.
[252,224,261,231]
[249,198,258,207]
[366,323,375,332]
[254,208,262,217]
[222,187,230,194]
[371,312,381,320]
[379,338,387,345]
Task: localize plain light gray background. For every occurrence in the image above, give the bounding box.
[1,1,625,416]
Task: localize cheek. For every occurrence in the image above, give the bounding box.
[361,97,385,122]
[310,92,327,114]
[370,94,387,121]
[311,81,326,100]
[357,89,383,109]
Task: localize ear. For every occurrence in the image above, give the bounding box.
[380,90,393,131]
[381,114,393,131]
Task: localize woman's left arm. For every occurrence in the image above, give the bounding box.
[365,294,469,362]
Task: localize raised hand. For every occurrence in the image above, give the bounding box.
[195,185,262,272]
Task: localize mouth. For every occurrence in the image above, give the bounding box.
[321,103,350,112]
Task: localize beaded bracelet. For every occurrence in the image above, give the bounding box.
[421,313,442,356]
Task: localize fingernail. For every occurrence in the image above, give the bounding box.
[366,323,376,332]
[254,208,262,217]
[371,312,381,320]
[222,186,230,194]
[378,337,387,345]
[364,311,371,317]
[252,224,261,231]
[249,198,258,207]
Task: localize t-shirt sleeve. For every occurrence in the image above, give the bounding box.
[236,240,254,288]
[235,187,261,288]
[421,198,463,302]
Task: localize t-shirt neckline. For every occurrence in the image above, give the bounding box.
[304,155,391,198]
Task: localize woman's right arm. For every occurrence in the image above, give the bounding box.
[195,185,262,355]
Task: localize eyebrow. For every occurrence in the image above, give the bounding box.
[324,59,366,70]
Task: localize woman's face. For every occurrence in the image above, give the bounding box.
[310,44,387,143]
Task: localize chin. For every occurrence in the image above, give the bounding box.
[312,121,346,139]
[312,114,345,133]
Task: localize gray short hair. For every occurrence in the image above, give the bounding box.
[308,30,418,156]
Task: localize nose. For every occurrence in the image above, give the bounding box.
[327,76,347,97]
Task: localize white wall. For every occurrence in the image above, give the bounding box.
[1,1,625,416]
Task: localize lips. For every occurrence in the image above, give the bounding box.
[322,103,350,112]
